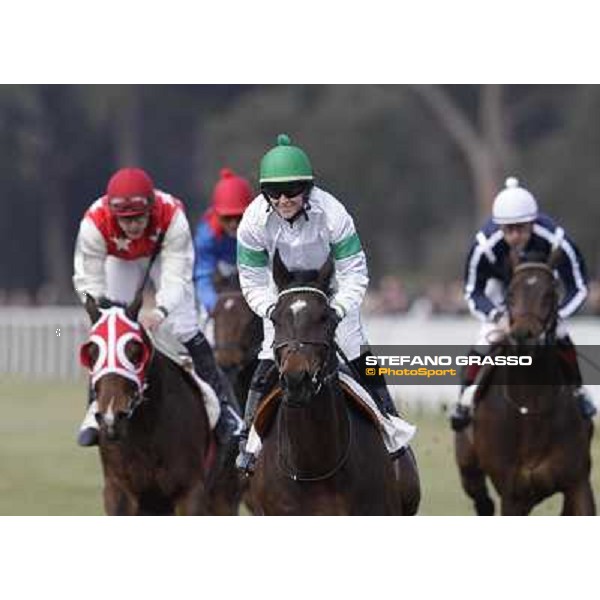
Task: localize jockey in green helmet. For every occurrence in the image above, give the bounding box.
[234,133,416,474]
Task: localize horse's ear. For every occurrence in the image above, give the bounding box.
[273,249,292,289]
[548,247,563,270]
[84,293,101,323]
[127,287,144,321]
[316,252,334,292]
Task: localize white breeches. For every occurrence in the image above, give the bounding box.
[105,256,199,343]
[258,306,369,361]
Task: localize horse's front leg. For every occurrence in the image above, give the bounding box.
[500,495,535,516]
[562,480,596,516]
[103,478,136,516]
[177,479,210,516]
[454,430,495,516]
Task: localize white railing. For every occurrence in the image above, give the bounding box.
[1,308,599,409]
[0,307,88,380]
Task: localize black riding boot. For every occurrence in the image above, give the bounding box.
[77,383,99,447]
[236,359,277,475]
[557,336,597,419]
[350,352,399,417]
[184,332,241,446]
[449,348,485,432]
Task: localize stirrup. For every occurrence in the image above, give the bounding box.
[235,449,256,475]
[575,388,597,419]
[77,401,99,447]
[450,404,472,432]
[77,427,99,447]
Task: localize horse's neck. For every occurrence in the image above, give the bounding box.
[135,354,208,438]
[503,344,564,404]
[279,381,348,471]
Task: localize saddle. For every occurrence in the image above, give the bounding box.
[245,371,415,458]
[252,377,382,439]
[148,329,221,429]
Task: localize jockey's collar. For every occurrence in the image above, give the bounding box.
[263,191,312,226]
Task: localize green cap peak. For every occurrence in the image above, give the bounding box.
[259,133,313,183]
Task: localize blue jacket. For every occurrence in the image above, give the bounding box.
[464,213,588,321]
[193,214,237,313]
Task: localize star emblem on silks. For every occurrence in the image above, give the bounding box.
[149,229,162,243]
[111,236,132,251]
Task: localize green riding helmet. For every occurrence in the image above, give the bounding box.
[259,134,314,183]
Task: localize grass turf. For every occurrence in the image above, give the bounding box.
[1,377,598,515]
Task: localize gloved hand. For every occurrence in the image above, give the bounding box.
[140,306,167,331]
[491,308,509,330]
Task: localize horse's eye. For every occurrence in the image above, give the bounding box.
[127,341,144,366]
[80,342,99,369]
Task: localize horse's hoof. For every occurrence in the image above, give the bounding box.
[475,497,495,516]
[77,427,99,447]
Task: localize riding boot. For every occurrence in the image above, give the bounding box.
[350,352,399,417]
[236,359,277,475]
[558,336,597,419]
[450,349,484,432]
[184,332,242,447]
[77,383,99,447]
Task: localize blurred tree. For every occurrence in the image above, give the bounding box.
[411,84,512,223]
[0,84,598,302]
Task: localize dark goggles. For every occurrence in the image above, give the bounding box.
[261,180,311,200]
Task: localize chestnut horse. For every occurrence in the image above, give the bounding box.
[81,294,240,515]
[211,271,262,412]
[247,251,420,515]
[455,252,595,515]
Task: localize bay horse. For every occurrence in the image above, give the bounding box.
[455,251,595,515]
[80,294,241,515]
[247,251,420,515]
[211,271,262,412]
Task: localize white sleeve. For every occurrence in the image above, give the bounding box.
[73,218,107,303]
[155,210,195,314]
[237,206,277,318]
[327,200,369,317]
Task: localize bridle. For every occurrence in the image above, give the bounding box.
[506,262,559,343]
[272,286,337,398]
[271,285,351,481]
[502,262,561,416]
[92,328,154,429]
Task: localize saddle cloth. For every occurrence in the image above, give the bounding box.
[246,371,416,457]
[149,329,221,430]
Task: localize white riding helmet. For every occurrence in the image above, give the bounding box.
[492,177,538,225]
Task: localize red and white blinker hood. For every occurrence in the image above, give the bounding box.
[80,306,151,391]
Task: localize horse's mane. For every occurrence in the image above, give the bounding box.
[97,297,129,310]
[280,269,331,294]
[518,250,548,265]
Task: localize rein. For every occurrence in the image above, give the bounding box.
[276,380,353,482]
[506,263,559,344]
[493,262,562,415]
[273,284,352,481]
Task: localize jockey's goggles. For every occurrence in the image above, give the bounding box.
[108,195,151,216]
[261,181,310,200]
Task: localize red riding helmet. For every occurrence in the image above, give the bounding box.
[106,167,155,217]
[212,168,252,217]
